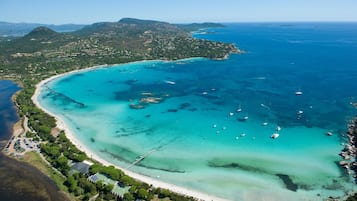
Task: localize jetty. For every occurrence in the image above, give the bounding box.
[127,149,156,169]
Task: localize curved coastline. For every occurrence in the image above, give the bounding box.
[31,61,228,201]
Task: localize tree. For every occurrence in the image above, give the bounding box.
[137,188,148,200]
[104,184,114,193]
[65,175,77,192]
[123,193,135,201]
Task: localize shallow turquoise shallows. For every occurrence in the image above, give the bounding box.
[38,23,357,201]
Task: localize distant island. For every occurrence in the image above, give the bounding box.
[0,21,86,37]
[0,18,239,201]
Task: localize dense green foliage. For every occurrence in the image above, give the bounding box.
[89,164,124,181]
[0,18,238,80]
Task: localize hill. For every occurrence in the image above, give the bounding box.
[0,21,85,36]
[0,18,239,79]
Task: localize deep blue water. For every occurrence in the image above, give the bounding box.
[194,23,357,130]
[38,23,357,201]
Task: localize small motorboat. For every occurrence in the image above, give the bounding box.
[238,116,249,122]
[271,133,280,139]
[295,91,303,95]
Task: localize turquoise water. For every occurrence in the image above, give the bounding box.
[38,23,357,200]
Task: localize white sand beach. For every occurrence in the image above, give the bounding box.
[31,65,227,201]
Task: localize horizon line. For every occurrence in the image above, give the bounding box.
[2,19,357,26]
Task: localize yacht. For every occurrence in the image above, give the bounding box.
[271,133,280,139]
[238,116,249,122]
[164,80,176,85]
[295,90,303,95]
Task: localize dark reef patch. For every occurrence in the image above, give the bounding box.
[100,149,132,164]
[115,128,154,138]
[167,109,178,113]
[276,174,298,192]
[179,102,191,109]
[208,161,269,174]
[136,163,185,173]
[46,86,86,108]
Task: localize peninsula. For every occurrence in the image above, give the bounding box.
[0,18,239,201]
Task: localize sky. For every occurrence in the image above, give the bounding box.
[1,0,357,24]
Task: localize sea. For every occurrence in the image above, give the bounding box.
[37,23,357,201]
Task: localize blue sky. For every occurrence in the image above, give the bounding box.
[1,0,357,24]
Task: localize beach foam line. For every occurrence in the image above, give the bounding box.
[31,64,227,201]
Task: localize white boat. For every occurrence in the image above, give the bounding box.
[164,80,176,85]
[262,122,268,126]
[229,112,234,116]
[295,91,303,95]
[326,131,333,136]
[240,133,246,137]
[238,116,249,122]
[212,124,217,128]
[236,104,242,112]
[297,110,304,115]
[276,126,281,131]
[271,133,280,139]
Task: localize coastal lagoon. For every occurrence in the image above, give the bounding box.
[37,23,357,200]
[0,80,69,201]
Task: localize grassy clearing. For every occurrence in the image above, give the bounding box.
[22,151,68,192]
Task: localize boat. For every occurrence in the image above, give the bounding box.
[240,133,246,137]
[295,90,303,95]
[262,122,268,126]
[238,116,248,122]
[229,112,234,116]
[236,104,242,112]
[212,124,217,128]
[164,80,176,85]
[271,133,280,139]
[297,110,304,115]
[326,131,333,136]
[276,126,281,131]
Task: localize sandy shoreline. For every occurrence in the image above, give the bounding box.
[31,63,227,201]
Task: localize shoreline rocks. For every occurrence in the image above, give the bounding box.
[340,114,357,180]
